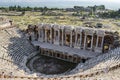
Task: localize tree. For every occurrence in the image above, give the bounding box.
[20,11,25,16]
[26,6,32,11]
[43,6,48,11]
[17,5,22,11]
[118,9,120,14]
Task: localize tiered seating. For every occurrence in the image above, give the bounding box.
[67,47,120,76]
[0,27,36,66]
[0,27,120,80]
[0,30,12,61]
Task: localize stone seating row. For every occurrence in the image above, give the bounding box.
[0,27,120,80]
[67,47,120,77]
[0,27,36,66]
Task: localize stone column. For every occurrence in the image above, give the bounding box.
[62,29,64,46]
[42,29,44,42]
[80,32,82,48]
[101,36,104,48]
[65,32,67,46]
[96,36,99,48]
[50,28,52,43]
[83,34,87,49]
[45,29,47,42]
[54,30,56,43]
[58,30,60,44]
[70,31,72,47]
[38,29,40,41]
[75,32,77,46]
[91,35,94,50]
[32,32,36,41]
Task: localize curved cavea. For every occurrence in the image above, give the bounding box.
[0,21,120,80]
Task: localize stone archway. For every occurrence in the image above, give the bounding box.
[103,35,114,53]
[65,34,71,46]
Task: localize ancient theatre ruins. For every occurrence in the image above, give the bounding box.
[26,23,119,63]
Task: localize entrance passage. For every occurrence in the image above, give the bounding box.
[27,55,77,75]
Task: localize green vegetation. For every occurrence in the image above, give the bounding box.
[7,11,83,30]
[0,5,120,33]
[0,6,63,12]
[0,5,120,18]
[99,10,120,18]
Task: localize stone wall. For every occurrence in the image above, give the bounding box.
[27,23,117,53]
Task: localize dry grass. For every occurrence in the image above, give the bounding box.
[5,11,120,33]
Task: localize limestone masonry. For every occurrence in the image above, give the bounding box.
[0,19,120,80]
[26,23,120,63]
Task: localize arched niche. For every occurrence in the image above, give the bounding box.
[103,35,114,53]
